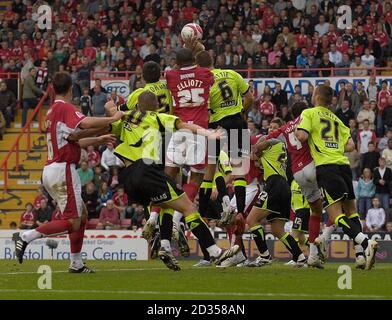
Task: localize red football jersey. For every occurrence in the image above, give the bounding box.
[45,100,86,165]
[165,66,214,128]
[266,117,313,174]
[247,135,263,183]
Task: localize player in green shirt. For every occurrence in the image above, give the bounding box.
[246,139,307,267]
[296,85,377,270]
[290,180,310,247]
[195,51,254,229]
[106,91,240,271]
[106,61,172,115]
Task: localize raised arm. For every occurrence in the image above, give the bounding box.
[77,134,117,149]
[78,111,124,129]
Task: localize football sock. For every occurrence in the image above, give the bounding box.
[198,180,213,216]
[348,213,365,255]
[234,178,247,213]
[159,208,174,246]
[148,207,160,224]
[173,211,183,227]
[250,225,269,255]
[200,242,211,261]
[185,212,216,251]
[69,218,86,255]
[335,214,368,250]
[215,173,229,200]
[321,223,336,241]
[308,214,321,243]
[22,220,73,243]
[280,232,303,262]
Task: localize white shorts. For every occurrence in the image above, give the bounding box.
[293,161,322,204]
[230,179,260,215]
[166,131,207,173]
[42,162,83,219]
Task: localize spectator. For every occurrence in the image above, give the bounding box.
[87,145,101,167]
[20,203,35,229]
[296,47,308,68]
[91,85,107,117]
[378,129,392,153]
[82,182,99,219]
[77,161,94,186]
[357,120,377,155]
[258,94,276,121]
[348,119,358,147]
[318,53,334,77]
[356,168,376,219]
[101,143,123,171]
[367,76,379,103]
[336,99,355,128]
[113,186,129,219]
[366,198,386,231]
[98,182,113,208]
[328,43,342,65]
[382,96,392,133]
[34,199,52,227]
[373,157,392,210]
[271,83,288,109]
[79,87,92,116]
[377,80,392,137]
[0,81,16,129]
[131,204,146,228]
[260,119,270,136]
[22,67,44,126]
[347,147,360,180]
[33,186,47,209]
[361,141,380,173]
[247,105,262,128]
[382,139,392,169]
[93,165,109,190]
[361,48,375,69]
[357,100,375,131]
[208,219,223,236]
[335,53,351,76]
[96,200,120,230]
[356,82,368,106]
[349,55,367,77]
[247,120,259,136]
[345,83,361,116]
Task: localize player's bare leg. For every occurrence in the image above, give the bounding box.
[326,200,377,270]
[162,194,240,266]
[342,199,367,269]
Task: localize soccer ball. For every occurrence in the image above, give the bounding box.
[181,23,203,41]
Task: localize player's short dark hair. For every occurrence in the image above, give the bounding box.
[142,61,161,83]
[176,48,194,67]
[53,71,72,95]
[316,85,333,107]
[195,50,213,68]
[292,101,308,118]
[138,91,158,111]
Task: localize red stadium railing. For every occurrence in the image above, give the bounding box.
[91,66,392,80]
[0,85,54,193]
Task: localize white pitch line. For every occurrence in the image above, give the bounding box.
[0,289,390,299]
[0,267,168,275]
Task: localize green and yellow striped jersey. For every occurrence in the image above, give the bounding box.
[110,110,178,162]
[209,69,249,123]
[291,180,310,211]
[126,81,173,113]
[259,141,288,181]
[297,105,350,166]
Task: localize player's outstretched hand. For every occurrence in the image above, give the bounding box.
[208,128,226,140]
[183,35,205,54]
[98,134,117,145]
[112,110,125,121]
[105,101,117,116]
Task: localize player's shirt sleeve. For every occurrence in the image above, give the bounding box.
[126,89,143,110]
[232,70,250,95]
[110,119,123,137]
[62,104,86,139]
[297,109,312,134]
[157,113,179,132]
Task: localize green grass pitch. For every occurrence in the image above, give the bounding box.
[0,260,391,300]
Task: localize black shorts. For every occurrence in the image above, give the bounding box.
[316,164,355,209]
[208,113,249,160]
[254,175,291,222]
[119,159,184,206]
[292,208,310,232]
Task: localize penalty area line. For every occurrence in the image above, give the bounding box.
[0,289,389,299]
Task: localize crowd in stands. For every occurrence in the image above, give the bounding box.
[3,0,392,232]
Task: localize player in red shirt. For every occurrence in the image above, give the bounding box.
[13,72,123,272]
[266,103,325,268]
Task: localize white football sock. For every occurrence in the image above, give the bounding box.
[70,253,84,269]
[207,244,222,258]
[173,211,183,226]
[321,224,336,241]
[148,211,159,224]
[160,239,171,252]
[21,230,43,243]
[309,243,319,257]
